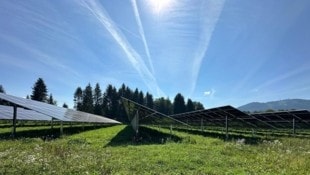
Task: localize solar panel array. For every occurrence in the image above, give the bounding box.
[170,106,258,128]
[122,97,189,127]
[0,105,52,121]
[121,96,310,131]
[252,110,310,129]
[0,93,120,124]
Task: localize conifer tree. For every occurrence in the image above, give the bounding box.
[48,93,57,105]
[63,103,68,108]
[93,83,103,115]
[186,99,194,112]
[0,85,5,93]
[82,83,93,113]
[31,78,48,102]
[74,87,83,110]
[173,93,186,114]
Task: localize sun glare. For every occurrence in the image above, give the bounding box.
[148,0,175,15]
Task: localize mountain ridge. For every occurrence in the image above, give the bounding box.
[238,99,310,112]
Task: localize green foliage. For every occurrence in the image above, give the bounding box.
[93,83,103,115]
[186,99,194,112]
[31,78,48,102]
[0,85,5,93]
[154,97,172,115]
[82,83,93,113]
[193,101,204,110]
[72,83,205,122]
[173,93,186,114]
[0,85,7,105]
[62,103,68,108]
[145,92,154,109]
[47,93,57,105]
[73,87,83,110]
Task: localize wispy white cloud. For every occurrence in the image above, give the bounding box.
[131,0,154,74]
[190,0,226,95]
[204,89,216,97]
[79,0,164,96]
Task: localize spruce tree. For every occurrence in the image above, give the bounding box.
[82,83,93,113]
[31,78,48,102]
[138,91,144,105]
[186,99,194,112]
[48,93,57,105]
[0,85,5,93]
[193,102,204,110]
[93,83,103,115]
[0,85,6,105]
[145,92,154,109]
[173,93,186,114]
[74,87,83,110]
[63,103,68,108]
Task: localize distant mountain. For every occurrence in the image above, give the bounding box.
[238,99,310,112]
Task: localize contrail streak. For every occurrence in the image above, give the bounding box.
[79,0,164,96]
[131,0,155,74]
[190,0,226,95]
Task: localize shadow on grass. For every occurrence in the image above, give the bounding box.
[173,128,265,145]
[0,124,116,141]
[106,125,182,147]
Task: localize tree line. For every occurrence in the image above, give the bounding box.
[1,78,205,123]
[73,83,204,123]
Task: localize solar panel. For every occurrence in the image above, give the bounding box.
[170,106,267,128]
[252,110,310,129]
[0,105,52,121]
[122,97,189,127]
[0,93,120,124]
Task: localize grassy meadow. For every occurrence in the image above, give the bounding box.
[0,124,309,174]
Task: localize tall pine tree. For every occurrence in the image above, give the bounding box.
[173,93,186,114]
[31,78,48,102]
[0,85,5,93]
[74,87,83,111]
[186,99,194,112]
[145,92,154,109]
[48,93,57,105]
[93,83,103,115]
[82,83,93,113]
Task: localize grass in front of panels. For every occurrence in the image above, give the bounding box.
[0,125,309,174]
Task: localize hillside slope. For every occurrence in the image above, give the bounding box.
[238,99,310,112]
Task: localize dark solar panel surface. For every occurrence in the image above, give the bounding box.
[252,110,310,128]
[0,105,51,121]
[122,96,310,130]
[0,93,120,124]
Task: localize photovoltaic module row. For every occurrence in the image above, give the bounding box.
[0,105,52,121]
[0,93,121,124]
[252,110,310,129]
[122,97,189,127]
[121,97,310,130]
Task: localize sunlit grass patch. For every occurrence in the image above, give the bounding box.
[0,125,309,174]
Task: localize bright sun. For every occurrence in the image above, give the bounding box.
[148,0,175,14]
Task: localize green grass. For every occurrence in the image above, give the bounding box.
[0,125,309,174]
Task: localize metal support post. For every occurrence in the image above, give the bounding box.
[11,105,17,138]
[225,115,228,140]
[200,118,203,132]
[292,117,296,136]
[60,121,63,136]
[51,118,54,130]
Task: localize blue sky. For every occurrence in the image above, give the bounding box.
[1,0,310,109]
